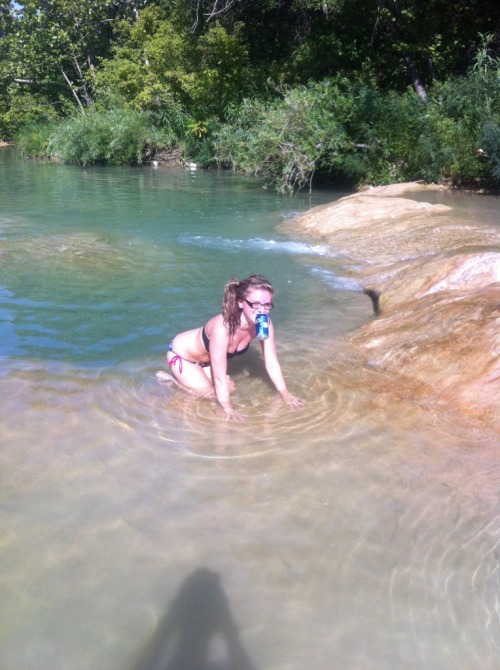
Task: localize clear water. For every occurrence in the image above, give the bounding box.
[1,148,499,670]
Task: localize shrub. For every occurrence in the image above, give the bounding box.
[480,120,500,180]
[47,106,171,165]
[2,93,64,143]
[424,42,500,186]
[15,122,55,157]
[214,83,348,193]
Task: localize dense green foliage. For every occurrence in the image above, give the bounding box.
[1,0,499,191]
[47,106,175,165]
[214,56,500,192]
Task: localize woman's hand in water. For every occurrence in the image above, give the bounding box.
[227,411,247,422]
[281,391,306,409]
[222,404,247,422]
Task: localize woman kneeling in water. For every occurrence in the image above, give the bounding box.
[163,274,304,421]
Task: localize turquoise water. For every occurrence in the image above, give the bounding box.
[0,148,358,367]
[1,148,499,670]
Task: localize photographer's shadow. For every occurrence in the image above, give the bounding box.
[132,567,258,670]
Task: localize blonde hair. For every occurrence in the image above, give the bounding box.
[222,274,274,337]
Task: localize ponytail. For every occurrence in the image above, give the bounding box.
[222,278,241,337]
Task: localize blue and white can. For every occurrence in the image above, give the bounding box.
[255,313,269,340]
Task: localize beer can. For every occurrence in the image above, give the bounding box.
[255,313,269,340]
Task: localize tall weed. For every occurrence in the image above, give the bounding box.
[15,122,55,158]
[48,107,171,165]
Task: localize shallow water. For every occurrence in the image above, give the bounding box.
[1,148,499,670]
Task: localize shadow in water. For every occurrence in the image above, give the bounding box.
[131,568,258,670]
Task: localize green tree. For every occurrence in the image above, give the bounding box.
[183,0,500,93]
[5,0,143,114]
[95,6,253,119]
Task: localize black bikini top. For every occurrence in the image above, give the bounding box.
[202,325,250,359]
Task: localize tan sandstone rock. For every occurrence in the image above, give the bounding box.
[282,183,500,433]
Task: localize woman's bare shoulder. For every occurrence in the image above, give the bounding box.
[205,313,225,330]
[205,313,230,340]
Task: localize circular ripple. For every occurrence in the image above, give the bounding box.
[92,358,362,460]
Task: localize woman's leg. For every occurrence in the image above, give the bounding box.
[166,351,215,397]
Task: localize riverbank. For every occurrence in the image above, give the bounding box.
[281,183,500,435]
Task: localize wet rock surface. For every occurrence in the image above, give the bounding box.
[282,183,500,433]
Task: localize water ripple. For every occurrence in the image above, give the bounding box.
[91,360,363,460]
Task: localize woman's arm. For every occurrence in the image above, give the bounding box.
[261,320,305,408]
[208,316,246,421]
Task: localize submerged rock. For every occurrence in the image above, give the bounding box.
[282,183,500,433]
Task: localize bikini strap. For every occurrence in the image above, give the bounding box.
[201,324,210,351]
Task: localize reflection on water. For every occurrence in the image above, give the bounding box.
[1,148,500,670]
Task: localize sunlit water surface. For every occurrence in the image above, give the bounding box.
[1,148,499,670]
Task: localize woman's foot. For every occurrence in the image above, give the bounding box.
[156,370,174,385]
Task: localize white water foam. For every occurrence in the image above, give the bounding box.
[178,234,330,257]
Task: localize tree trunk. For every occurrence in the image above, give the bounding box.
[402,50,428,101]
[60,68,86,114]
[71,54,94,106]
[381,0,428,101]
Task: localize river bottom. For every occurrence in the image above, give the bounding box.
[1,339,499,670]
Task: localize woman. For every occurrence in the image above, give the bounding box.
[162,274,304,421]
